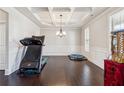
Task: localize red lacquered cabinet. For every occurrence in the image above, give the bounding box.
[104,60,124,86]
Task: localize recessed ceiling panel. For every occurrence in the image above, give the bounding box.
[31,7,48,13]
[16,7,108,27]
[53,7,71,12]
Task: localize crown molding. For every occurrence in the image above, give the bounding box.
[40,27,81,30]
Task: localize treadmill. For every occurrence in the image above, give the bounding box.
[18,35,47,75]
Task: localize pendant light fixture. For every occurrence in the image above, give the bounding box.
[56,14,66,38]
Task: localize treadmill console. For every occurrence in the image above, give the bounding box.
[20,38,42,46]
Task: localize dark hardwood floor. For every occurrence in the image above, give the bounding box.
[0,56,104,86]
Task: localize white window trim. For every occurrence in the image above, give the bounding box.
[84,27,90,52]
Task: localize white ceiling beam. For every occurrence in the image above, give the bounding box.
[81,13,90,21]
[27,7,53,27]
[27,7,41,21]
[81,7,91,21]
[65,7,75,25]
[48,7,57,26]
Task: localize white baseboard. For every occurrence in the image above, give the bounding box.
[42,53,69,56]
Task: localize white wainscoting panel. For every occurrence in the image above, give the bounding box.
[90,47,108,69]
[81,46,108,69]
[0,23,6,70]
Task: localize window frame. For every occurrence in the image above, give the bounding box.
[84,27,90,52]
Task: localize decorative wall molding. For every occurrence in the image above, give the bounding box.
[90,47,108,69]
[81,46,108,69]
[42,45,81,56]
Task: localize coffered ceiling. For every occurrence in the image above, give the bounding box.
[15,7,109,28]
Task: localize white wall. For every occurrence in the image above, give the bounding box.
[0,10,7,70]
[81,8,124,69]
[40,28,81,55]
[1,7,41,75]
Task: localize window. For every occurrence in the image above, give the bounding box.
[110,9,124,32]
[84,27,90,52]
[109,9,124,55]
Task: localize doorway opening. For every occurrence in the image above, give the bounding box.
[0,9,8,75]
